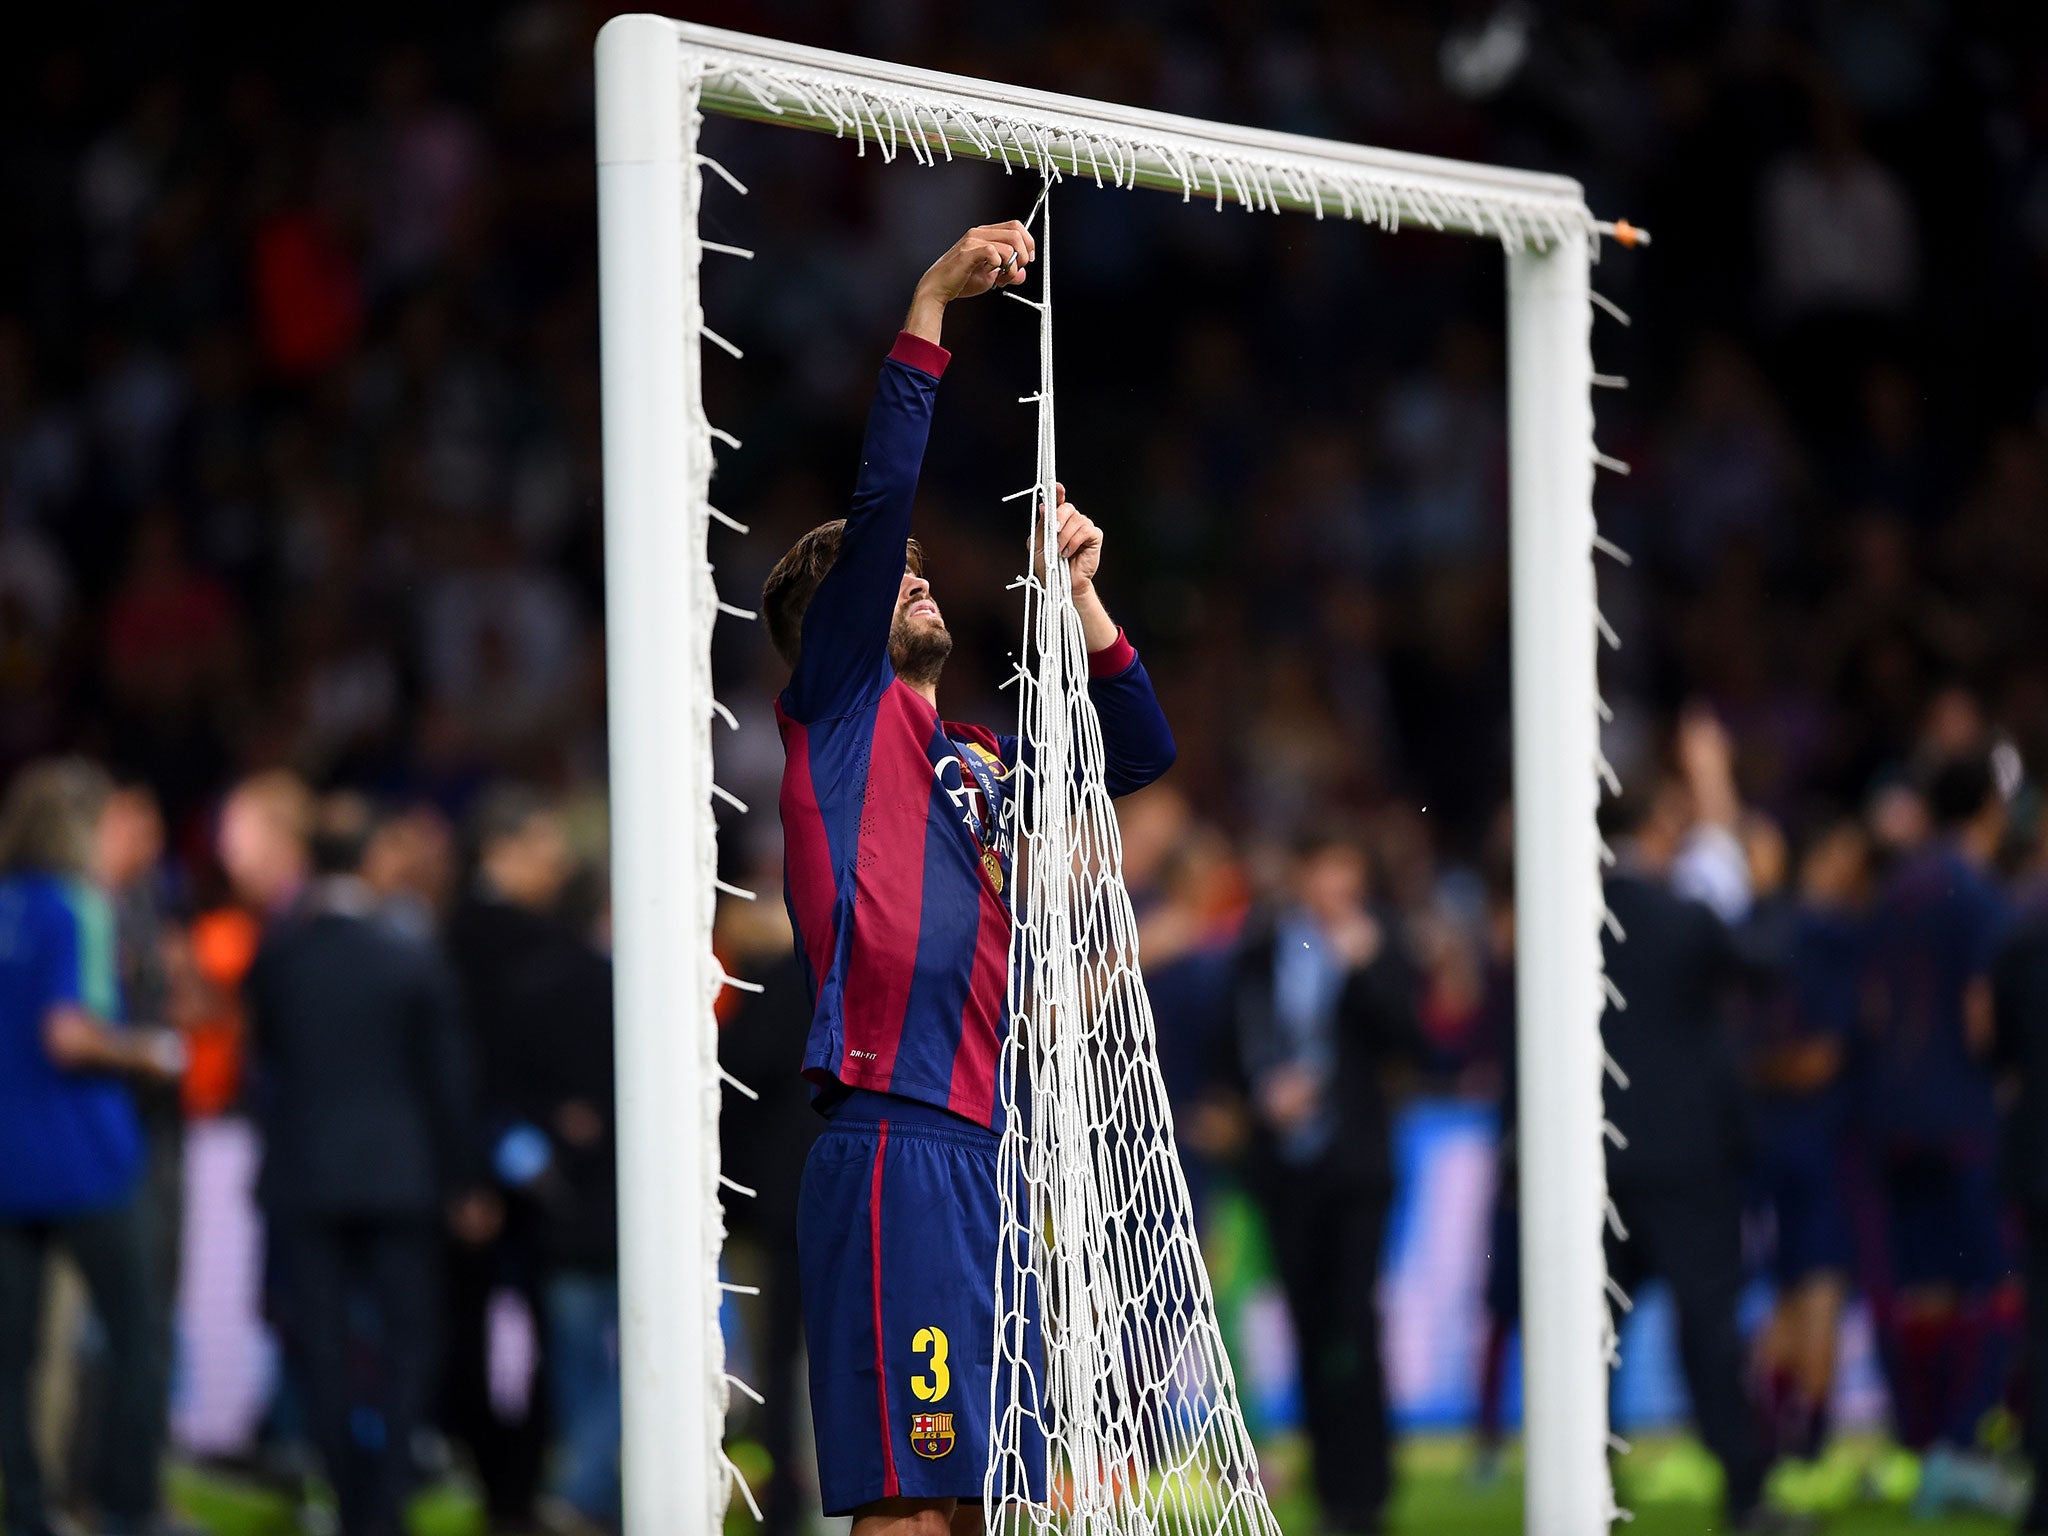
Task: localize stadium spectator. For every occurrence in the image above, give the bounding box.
[485,869,620,1536]
[360,800,456,943]
[715,863,823,1536]
[1471,861,1519,1482]
[218,770,314,922]
[359,47,486,295]
[197,769,317,1130]
[1136,813,1246,1212]
[1223,827,1420,1536]
[100,511,242,827]
[0,520,73,780]
[242,795,486,1536]
[1600,722,1769,1531]
[1761,92,1919,324]
[441,783,577,1531]
[0,757,186,1536]
[93,778,186,1363]
[29,775,186,1520]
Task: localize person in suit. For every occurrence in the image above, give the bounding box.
[440,784,576,1530]
[1600,715,1774,1531]
[94,779,188,1407]
[489,876,621,1536]
[244,800,490,1536]
[1223,827,1420,1536]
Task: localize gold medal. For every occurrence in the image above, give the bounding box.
[981,846,1005,894]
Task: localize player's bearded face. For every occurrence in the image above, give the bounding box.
[891,572,952,686]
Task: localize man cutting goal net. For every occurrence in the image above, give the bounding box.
[762,222,1178,1534]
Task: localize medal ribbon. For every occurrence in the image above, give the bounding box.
[956,743,1009,882]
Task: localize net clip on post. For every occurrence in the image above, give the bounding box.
[723,1371,765,1406]
[1603,1049,1631,1093]
[718,1448,764,1523]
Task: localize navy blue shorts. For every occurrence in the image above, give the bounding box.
[797,1090,1044,1515]
[1757,1104,1853,1285]
[1883,1147,2008,1292]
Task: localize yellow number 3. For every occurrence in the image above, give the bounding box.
[910,1326,950,1402]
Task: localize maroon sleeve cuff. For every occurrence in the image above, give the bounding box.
[1088,627,1138,678]
[888,331,951,379]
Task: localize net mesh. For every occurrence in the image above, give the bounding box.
[987,185,1282,1536]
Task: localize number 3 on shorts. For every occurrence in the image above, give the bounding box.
[910,1326,950,1402]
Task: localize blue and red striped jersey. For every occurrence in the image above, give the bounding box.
[775,333,1177,1129]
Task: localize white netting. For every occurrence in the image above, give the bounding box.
[986,185,1282,1536]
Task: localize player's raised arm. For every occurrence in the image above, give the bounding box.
[901,219,1036,341]
[768,223,1034,721]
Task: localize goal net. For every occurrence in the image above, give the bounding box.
[990,189,1279,1533]
[594,16,1636,1536]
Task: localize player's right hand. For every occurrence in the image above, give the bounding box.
[914,221,1036,305]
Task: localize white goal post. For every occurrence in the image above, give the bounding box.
[594,13,1630,1535]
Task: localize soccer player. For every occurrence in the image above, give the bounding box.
[1991,857,2048,1533]
[762,223,1177,1536]
[1743,819,1867,1475]
[1863,753,2018,1513]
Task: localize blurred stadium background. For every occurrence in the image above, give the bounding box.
[5,2,2048,1534]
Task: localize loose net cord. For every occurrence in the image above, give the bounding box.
[986,177,1283,1536]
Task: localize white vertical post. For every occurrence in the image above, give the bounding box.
[1507,238,1609,1536]
[596,15,727,1534]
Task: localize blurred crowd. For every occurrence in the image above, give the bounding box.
[2,764,622,1536]
[6,0,2048,1533]
[1104,706,2048,1534]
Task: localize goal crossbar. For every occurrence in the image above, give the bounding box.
[594,14,1623,1536]
[668,20,1590,244]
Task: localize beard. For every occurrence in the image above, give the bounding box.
[890,612,953,687]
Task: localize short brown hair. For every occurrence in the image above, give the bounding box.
[761,520,924,669]
[0,757,113,880]
[469,781,555,855]
[227,769,315,845]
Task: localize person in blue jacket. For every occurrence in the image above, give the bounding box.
[0,758,186,1536]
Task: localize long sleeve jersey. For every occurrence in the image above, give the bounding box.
[776,332,1177,1128]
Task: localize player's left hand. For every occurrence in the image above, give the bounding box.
[1031,483,1102,597]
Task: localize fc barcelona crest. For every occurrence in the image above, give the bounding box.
[910,1411,956,1459]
